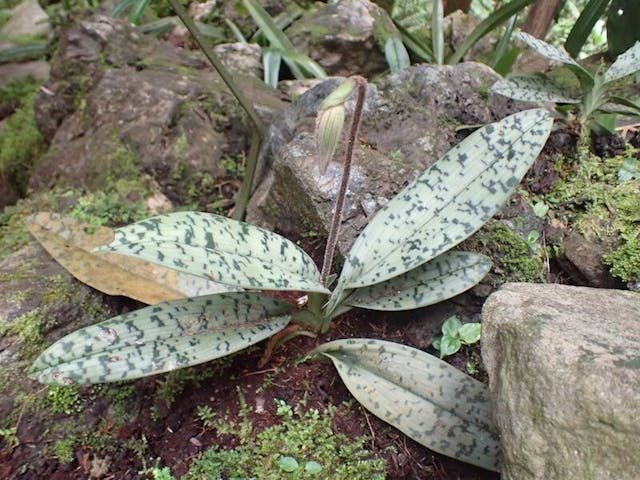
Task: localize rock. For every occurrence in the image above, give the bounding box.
[247,62,530,256]
[213,42,262,78]
[29,15,286,204]
[0,0,51,39]
[482,283,640,480]
[0,61,49,89]
[286,0,393,77]
[559,230,621,288]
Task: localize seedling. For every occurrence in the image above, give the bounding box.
[432,316,482,359]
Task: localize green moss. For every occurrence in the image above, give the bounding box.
[471,221,546,284]
[0,92,46,196]
[548,148,640,282]
[53,437,76,464]
[604,239,640,282]
[185,396,386,480]
[46,384,83,415]
[0,76,41,106]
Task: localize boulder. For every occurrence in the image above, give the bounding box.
[247,62,529,256]
[29,15,285,204]
[0,0,51,39]
[286,0,393,77]
[482,283,640,480]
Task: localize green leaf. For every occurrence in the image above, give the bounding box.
[129,0,150,25]
[441,316,462,337]
[263,48,282,88]
[490,13,518,73]
[565,0,611,58]
[242,0,325,80]
[605,41,640,83]
[0,43,48,64]
[516,31,579,66]
[438,335,461,358]
[432,336,441,350]
[305,461,322,474]
[431,0,444,65]
[618,158,640,181]
[278,456,299,472]
[492,74,581,104]
[458,323,481,344]
[343,252,490,311]
[334,109,553,292]
[96,212,329,293]
[30,292,292,385]
[384,36,411,73]
[447,0,536,65]
[313,339,500,471]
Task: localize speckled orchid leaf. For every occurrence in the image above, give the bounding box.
[343,252,490,311]
[95,212,329,293]
[492,74,580,104]
[516,31,579,67]
[313,338,500,471]
[25,212,235,304]
[334,109,552,293]
[30,292,292,385]
[604,41,640,84]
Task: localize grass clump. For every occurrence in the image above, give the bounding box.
[185,396,386,480]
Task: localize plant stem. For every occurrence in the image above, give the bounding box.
[320,76,367,284]
[168,0,263,219]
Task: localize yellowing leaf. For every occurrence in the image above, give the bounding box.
[26,212,235,304]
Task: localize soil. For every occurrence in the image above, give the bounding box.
[0,232,498,480]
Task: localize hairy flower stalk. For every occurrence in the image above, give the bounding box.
[320,76,367,285]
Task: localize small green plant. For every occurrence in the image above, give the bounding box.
[53,437,76,464]
[0,427,19,449]
[29,77,553,471]
[278,456,322,477]
[46,384,83,415]
[150,466,175,480]
[492,32,640,136]
[432,316,482,359]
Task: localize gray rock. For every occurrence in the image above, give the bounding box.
[29,15,286,203]
[0,0,51,39]
[213,42,262,78]
[0,61,49,88]
[482,283,640,480]
[247,62,529,256]
[559,230,621,288]
[287,0,393,77]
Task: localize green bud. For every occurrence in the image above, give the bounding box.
[319,78,355,109]
[315,103,345,174]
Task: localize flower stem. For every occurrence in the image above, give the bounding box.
[320,76,367,284]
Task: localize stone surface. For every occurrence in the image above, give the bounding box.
[559,230,622,288]
[0,0,51,39]
[29,15,285,203]
[247,62,530,256]
[0,61,49,88]
[287,0,393,77]
[482,283,640,480]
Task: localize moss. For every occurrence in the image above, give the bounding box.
[604,239,640,282]
[185,396,386,479]
[0,92,47,196]
[0,76,41,106]
[548,148,640,282]
[471,221,546,284]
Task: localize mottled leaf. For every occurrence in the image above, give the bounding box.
[343,252,490,311]
[438,336,461,358]
[516,31,579,66]
[313,339,500,471]
[442,316,462,337]
[30,292,292,385]
[459,323,481,344]
[604,41,640,84]
[96,212,329,293]
[334,109,553,293]
[385,36,411,73]
[26,212,235,304]
[492,74,581,104]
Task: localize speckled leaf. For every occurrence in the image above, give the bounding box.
[604,41,640,83]
[385,36,411,73]
[30,292,292,385]
[343,252,490,311]
[25,212,235,304]
[335,109,552,292]
[313,339,500,471]
[492,74,580,104]
[516,31,579,67]
[96,212,329,293]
